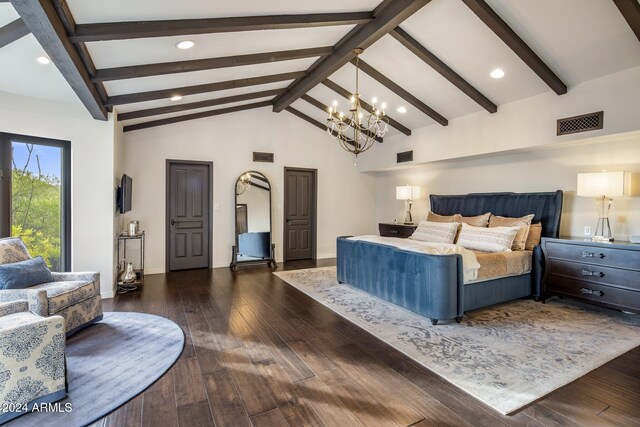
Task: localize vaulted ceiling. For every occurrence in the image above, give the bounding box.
[1,0,639,139]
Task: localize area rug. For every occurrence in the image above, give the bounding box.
[7,312,184,427]
[274,267,640,415]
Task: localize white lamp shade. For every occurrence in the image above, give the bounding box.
[396,185,421,200]
[577,171,628,197]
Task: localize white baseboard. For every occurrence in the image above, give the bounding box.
[101,290,114,299]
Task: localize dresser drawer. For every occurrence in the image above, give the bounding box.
[545,241,640,270]
[378,223,416,238]
[547,276,640,312]
[548,259,640,291]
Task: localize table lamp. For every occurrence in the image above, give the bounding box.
[396,185,421,224]
[577,171,629,242]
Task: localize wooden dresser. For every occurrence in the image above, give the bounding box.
[541,237,640,314]
[378,223,417,238]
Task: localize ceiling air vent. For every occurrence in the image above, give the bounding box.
[253,152,274,163]
[557,111,603,136]
[397,150,413,163]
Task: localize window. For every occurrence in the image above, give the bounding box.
[0,132,71,271]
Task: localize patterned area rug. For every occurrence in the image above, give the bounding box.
[274,266,640,415]
[7,312,184,427]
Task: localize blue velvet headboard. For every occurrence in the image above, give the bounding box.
[429,191,563,238]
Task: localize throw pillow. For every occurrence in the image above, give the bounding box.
[410,221,460,244]
[489,214,535,251]
[456,223,519,252]
[453,213,491,227]
[0,256,53,290]
[426,212,456,223]
[525,222,543,250]
[0,237,31,265]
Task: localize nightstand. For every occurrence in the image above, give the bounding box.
[541,237,640,314]
[378,222,417,238]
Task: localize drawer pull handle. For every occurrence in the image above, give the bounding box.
[581,270,605,278]
[581,251,604,259]
[389,230,399,234]
[580,288,604,297]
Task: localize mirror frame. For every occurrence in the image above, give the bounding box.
[230,171,276,272]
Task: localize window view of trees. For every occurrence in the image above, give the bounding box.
[11,143,62,271]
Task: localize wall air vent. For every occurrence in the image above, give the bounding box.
[557,111,603,136]
[397,150,413,163]
[253,152,274,163]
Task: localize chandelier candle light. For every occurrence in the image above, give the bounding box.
[326,48,389,158]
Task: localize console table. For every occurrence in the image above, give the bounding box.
[116,231,145,294]
[541,237,640,314]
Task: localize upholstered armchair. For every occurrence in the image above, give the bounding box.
[0,237,103,336]
[0,300,67,424]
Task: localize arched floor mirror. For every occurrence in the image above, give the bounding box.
[230,171,276,272]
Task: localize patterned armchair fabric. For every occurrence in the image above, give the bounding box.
[0,238,103,336]
[0,301,66,424]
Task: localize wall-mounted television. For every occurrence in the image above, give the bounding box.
[117,174,132,214]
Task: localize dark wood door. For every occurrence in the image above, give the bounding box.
[284,168,316,261]
[167,161,211,271]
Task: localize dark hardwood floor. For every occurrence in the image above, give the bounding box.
[101,259,640,427]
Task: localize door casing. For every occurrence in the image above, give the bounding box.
[283,167,317,262]
[165,159,213,272]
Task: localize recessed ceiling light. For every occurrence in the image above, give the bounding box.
[36,56,51,65]
[490,68,505,79]
[396,106,407,114]
[170,95,183,101]
[176,40,195,50]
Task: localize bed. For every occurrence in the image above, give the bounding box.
[336,191,563,324]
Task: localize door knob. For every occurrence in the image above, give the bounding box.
[170,218,176,225]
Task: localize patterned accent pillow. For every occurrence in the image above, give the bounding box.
[410,221,460,244]
[0,237,31,265]
[426,212,456,223]
[525,222,543,250]
[457,223,520,252]
[489,214,535,251]
[453,213,491,227]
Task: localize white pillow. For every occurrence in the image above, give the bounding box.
[456,223,519,252]
[410,221,460,244]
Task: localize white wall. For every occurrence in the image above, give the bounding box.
[358,66,640,172]
[122,107,377,273]
[0,91,117,297]
[113,119,125,293]
[373,135,640,241]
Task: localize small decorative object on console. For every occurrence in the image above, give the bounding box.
[541,236,640,314]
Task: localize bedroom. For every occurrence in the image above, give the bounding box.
[0,0,639,426]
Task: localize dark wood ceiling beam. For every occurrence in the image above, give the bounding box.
[301,94,383,142]
[461,0,567,95]
[106,70,304,106]
[284,107,355,146]
[0,19,30,48]
[10,0,107,120]
[123,100,271,132]
[70,12,373,42]
[613,0,640,42]
[272,0,432,112]
[354,58,448,126]
[118,88,285,121]
[321,79,411,135]
[391,26,497,113]
[94,46,332,82]
[50,0,110,106]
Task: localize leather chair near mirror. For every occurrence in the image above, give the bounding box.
[230,171,276,272]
